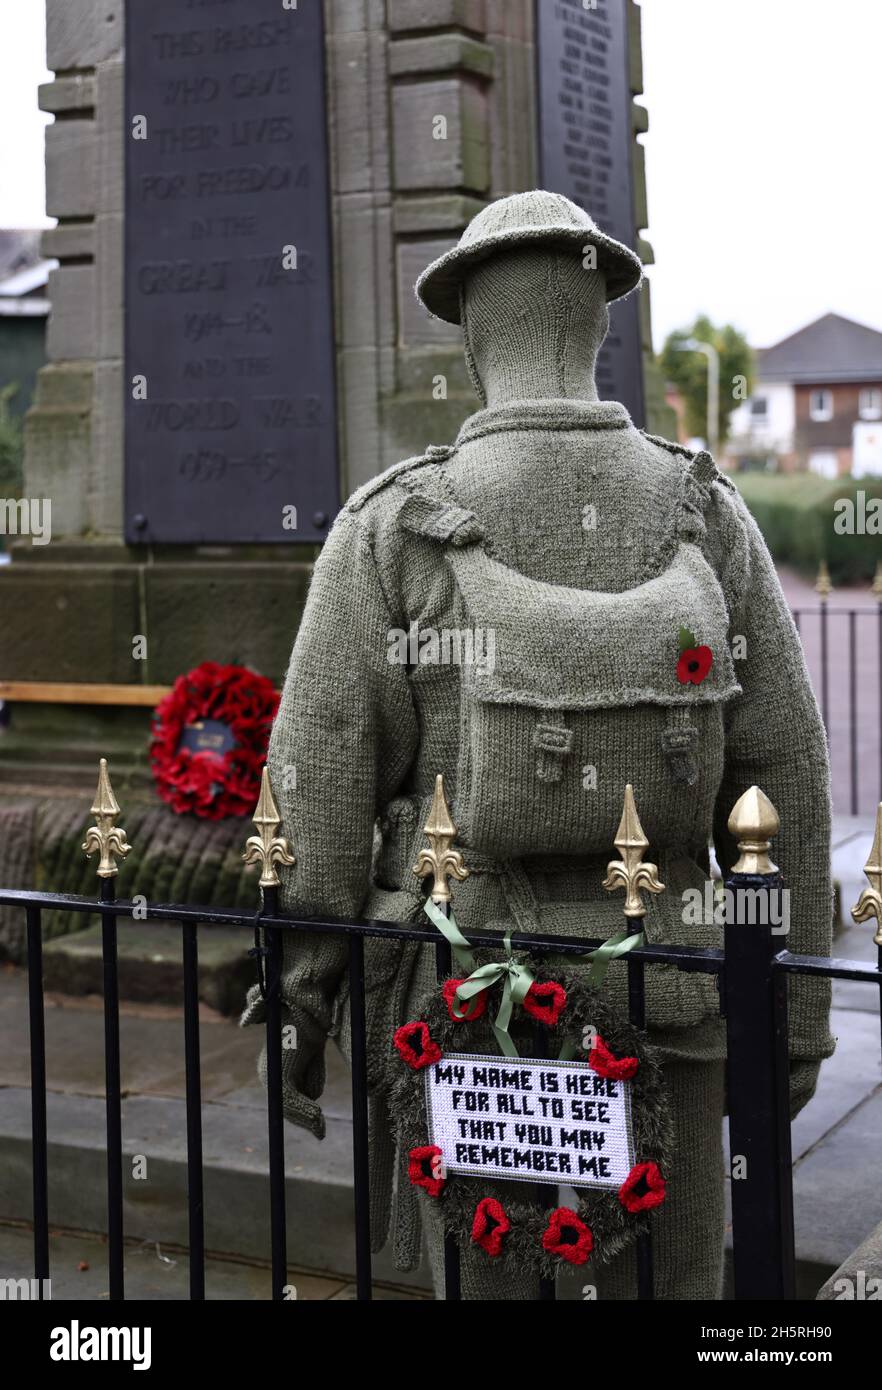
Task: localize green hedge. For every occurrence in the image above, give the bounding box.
[733,472,882,585]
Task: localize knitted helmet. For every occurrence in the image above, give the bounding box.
[415,190,644,325]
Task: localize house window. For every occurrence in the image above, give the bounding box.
[809,389,833,421]
[811,389,833,419]
[750,396,768,418]
[859,387,882,420]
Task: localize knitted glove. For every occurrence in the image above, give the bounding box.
[789,1058,822,1120]
[240,979,331,1140]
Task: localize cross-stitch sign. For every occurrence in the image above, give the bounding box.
[426,1053,635,1189]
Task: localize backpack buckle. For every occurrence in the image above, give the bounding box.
[533,719,573,783]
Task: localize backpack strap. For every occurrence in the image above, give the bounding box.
[345,444,456,514]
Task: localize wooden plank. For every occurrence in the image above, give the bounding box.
[0,682,172,707]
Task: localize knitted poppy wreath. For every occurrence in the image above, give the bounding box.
[385,961,674,1279]
[149,661,279,820]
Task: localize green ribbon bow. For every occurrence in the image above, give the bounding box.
[421,903,643,1059]
[422,902,534,1058]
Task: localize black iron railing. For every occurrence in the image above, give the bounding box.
[793,603,882,814]
[4,858,880,1301]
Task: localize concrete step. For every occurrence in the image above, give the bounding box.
[41,921,254,1017]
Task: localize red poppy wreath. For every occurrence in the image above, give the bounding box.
[383,960,674,1279]
[149,661,279,819]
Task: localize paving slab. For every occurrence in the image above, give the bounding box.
[792,1088,882,1271]
[722,1005,882,1294]
[792,1008,882,1157]
[0,1223,427,1301]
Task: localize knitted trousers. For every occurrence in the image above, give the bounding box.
[422,1057,726,1300]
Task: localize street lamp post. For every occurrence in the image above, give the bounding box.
[677,337,720,458]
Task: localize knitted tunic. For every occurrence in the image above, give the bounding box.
[241,242,834,1280]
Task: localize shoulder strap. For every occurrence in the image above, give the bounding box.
[677,449,736,545]
[395,490,485,547]
[345,444,456,514]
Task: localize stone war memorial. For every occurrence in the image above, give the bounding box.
[2,0,873,1320]
[0,0,668,921]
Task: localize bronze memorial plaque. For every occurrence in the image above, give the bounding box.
[124,0,339,543]
[536,0,645,426]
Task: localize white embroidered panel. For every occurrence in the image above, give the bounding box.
[425,1053,635,1190]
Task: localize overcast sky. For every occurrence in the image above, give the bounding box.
[1,0,879,353]
[641,0,882,348]
[0,3,50,233]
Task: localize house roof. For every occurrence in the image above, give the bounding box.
[757,312,882,385]
[0,229,44,282]
[0,230,55,317]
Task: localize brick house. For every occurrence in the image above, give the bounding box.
[726,312,882,477]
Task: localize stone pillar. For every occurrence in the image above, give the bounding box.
[627,0,676,439]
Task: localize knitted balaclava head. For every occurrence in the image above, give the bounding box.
[460,246,609,407]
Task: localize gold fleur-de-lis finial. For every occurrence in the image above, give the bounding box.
[851,803,882,947]
[82,758,131,879]
[727,785,780,875]
[242,766,296,889]
[602,784,665,918]
[413,773,469,905]
[815,560,833,602]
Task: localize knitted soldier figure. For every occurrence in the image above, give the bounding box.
[241,192,834,1300]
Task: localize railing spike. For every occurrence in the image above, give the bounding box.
[82,757,131,879]
[815,559,833,602]
[851,802,882,947]
[413,773,469,905]
[602,783,665,918]
[242,765,296,890]
[728,786,780,876]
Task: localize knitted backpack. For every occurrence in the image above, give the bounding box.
[397,451,742,859]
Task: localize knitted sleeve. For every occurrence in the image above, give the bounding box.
[255,506,419,1025]
[710,488,835,1067]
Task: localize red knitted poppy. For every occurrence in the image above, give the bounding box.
[471,1198,510,1257]
[442,978,487,1022]
[408,1145,446,1199]
[393,1021,442,1071]
[541,1207,593,1265]
[618,1161,666,1213]
[522,980,567,1026]
[677,645,713,686]
[588,1033,639,1080]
